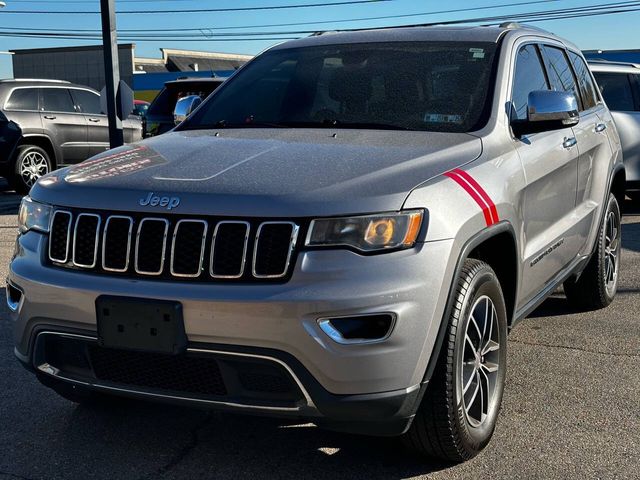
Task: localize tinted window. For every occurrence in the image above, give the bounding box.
[568,52,598,110]
[41,88,76,113]
[5,88,38,110]
[593,72,636,111]
[543,46,581,108]
[147,81,223,117]
[70,89,102,114]
[185,42,499,133]
[511,45,549,121]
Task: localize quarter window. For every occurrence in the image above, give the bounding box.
[511,44,549,121]
[70,89,102,114]
[542,46,581,109]
[5,88,38,111]
[568,52,599,110]
[41,88,76,113]
[593,72,637,111]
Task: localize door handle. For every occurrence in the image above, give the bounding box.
[562,137,577,149]
[43,115,56,120]
[88,118,101,123]
[595,123,607,133]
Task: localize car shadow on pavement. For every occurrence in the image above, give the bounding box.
[59,399,452,479]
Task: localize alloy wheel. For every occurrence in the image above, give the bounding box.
[20,150,49,187]
[460,295,501,428]
[604,210,620,297]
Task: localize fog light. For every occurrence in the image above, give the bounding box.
[318,313,395,344]
[6,283,23,312]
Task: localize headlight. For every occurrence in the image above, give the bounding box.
[306,210,424,252]
[18,197,52,233]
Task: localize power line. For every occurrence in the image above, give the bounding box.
[0,0,562,33]
[0,0,394,14]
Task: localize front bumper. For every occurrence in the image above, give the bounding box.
[9,230,456,434]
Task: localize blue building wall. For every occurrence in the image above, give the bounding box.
[133,70,234,102]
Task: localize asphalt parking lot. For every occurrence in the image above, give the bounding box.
[0,184,638,480]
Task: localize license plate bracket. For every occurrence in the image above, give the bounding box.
[96,296,187,354]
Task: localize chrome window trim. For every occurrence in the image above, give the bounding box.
[3,85,100,113]
[210,220,250,279]
[48,210,72,264]
[34,331,315,411]
[72,213,102,269]
[170,219,208,278]
[252,221,299,279]
[101,215,134,273]
[134,217,170,275]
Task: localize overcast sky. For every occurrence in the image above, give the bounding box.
[1,0,639,79]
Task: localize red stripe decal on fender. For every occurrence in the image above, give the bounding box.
[452,168,500,224]
[444,170,498,226]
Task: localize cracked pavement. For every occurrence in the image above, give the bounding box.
[0,185,638,479]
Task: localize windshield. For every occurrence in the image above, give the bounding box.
[182,41,498,133]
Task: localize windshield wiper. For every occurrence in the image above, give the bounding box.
[182,119,287,130]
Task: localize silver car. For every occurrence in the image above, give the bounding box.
[589,61,640,200]
[9,23,624,462]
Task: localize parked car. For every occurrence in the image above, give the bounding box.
[10,24,624,463]
[0,79,142,193]
[132,99,150,118]
[588,61,640,200]
[143,77,226,137]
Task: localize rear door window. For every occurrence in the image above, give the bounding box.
[511,44,550,121]
[70,89,102,114]
[568,51,599,110]
[542,46,582,109]
[593,72,637,111]
[41,88,76,113]
[5,88,39,111]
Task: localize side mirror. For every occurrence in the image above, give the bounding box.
[173,95,202,126]
[512,90,579,137]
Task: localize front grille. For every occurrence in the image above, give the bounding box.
[48,210,300,282]
[88,345,228,396]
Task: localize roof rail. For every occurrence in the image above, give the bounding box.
[0,78,71,84]
[498,22,552,34]
[587,59,640,69]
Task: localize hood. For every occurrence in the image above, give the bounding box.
[31,128,482,217]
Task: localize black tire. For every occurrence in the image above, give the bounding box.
[564,193,621,310]
[403,259,508,463]
[10,145,52,194]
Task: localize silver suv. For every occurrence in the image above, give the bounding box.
[9,24,624,462]
[588,61,640,200]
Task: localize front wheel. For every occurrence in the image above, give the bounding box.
[10,145,52,194]
[403,259,508,462]
[564,193,621,310]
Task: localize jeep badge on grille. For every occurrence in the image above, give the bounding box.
[139,192,180,210]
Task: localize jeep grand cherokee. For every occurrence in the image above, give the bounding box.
[9,24,624,462]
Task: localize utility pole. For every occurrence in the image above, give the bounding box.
[100,0,124,148]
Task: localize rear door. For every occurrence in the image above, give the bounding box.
[40,87,87,164]
[593,70,640,183]
[510,43,581,304]
[558,50,611,252]
[69,88,110,158]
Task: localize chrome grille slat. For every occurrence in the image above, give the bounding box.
[210,221,250,279]
[134,218,170,276]
[49,210,72,264]
[170,219,208,278]
[72,213,101,268]
[48,210,299,281]
[252,222,299,279]
[102,216,133,273]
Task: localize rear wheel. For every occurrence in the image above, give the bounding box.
[10,145,52,194]
[403,259,507,462]
[564,193,621,310]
